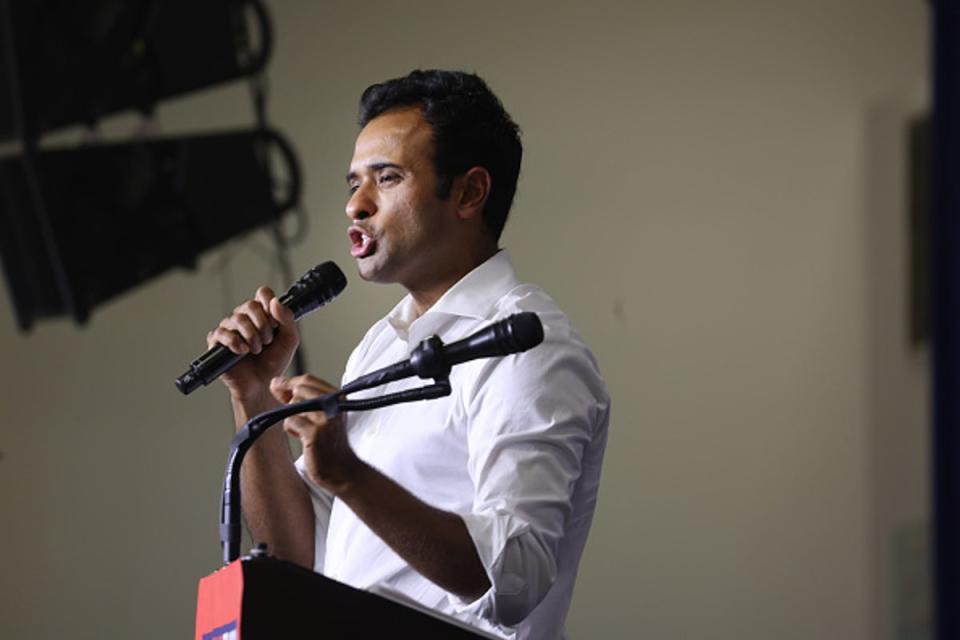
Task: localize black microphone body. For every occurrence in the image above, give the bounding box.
[175,261,347,395]
[429,311,544,368]
[340,312,544,394]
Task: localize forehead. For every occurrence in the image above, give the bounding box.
[351,106,434,168]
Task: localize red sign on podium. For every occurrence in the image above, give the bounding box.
[196,560,244,640]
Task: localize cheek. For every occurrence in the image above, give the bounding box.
[391,195,429,240]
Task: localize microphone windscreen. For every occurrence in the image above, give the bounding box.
[503,312,545,353]
[280,261,348,319]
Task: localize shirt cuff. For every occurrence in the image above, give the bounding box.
[450,508,556,628]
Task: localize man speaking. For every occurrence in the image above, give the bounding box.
[206,70,609,639]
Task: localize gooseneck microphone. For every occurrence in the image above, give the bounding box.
[433,311,544,369]
[175,261,347,395]
[340,312,545,394]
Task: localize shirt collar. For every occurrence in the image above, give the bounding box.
[385,249,520,342]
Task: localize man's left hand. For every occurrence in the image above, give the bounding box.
[271,375,363,495]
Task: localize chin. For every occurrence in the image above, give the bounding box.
[355,258,391,284]
[354,264,376,282]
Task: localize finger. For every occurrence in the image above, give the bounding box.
[270,296,295,327]
[283,415,319,439]
[256,287,289,329]
[256,286,277,309]
[209,325,249,355]
[265,296,299,353]
[237,298,274,346]
[271,375,327,406]
[289,384,322,404]
[282,418,304,439]
[255,287,283,339]
[288,386,331,406]
[287,374,338,395]
[224,314,263,354]
[270,376,293,404]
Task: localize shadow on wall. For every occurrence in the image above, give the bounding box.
[862,102,932,640]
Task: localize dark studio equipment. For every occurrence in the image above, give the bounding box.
[175,261,347,395]
[0,0,271,142]
[0,0,303,331]
[0,128,300,330]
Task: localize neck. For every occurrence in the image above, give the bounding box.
[407,244,499,319]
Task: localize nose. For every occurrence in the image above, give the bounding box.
[346,180,376,221]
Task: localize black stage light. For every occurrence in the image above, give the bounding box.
[0,0,271,142]
[0,128,300,330]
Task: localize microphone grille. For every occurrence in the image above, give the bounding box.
[504,312,544,353]
[283,261,348,318]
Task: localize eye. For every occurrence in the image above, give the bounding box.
[348,181,359,194]
[378,172,400,186]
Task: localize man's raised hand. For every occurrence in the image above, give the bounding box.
[207,286,300,403]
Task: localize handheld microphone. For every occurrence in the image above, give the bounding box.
[175,261,347,395]
[341,312,544,394]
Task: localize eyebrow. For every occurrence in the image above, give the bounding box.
[346,162,403,183]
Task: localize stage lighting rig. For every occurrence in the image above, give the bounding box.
[0,0,306,331]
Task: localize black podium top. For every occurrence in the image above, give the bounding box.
[231,555,497,639]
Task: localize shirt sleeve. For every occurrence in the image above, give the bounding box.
[448,313,608,626]
[294,455,335,573]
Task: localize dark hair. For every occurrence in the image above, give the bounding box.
[358,70,522,240]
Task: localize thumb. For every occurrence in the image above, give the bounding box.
[282,419,299,438]
[270,376,293,403]
[271,297,296,327]
[269,298,299,348]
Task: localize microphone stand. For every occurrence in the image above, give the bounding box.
[219,373,451,564]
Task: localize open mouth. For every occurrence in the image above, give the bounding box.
[349,227,377,258]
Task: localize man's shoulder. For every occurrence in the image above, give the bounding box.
[491,282,587,350]
[480,280,608,396]
[457,281,610,442]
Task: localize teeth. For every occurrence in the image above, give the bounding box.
[362,234,370,243]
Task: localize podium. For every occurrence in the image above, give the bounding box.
[195,553,497,639]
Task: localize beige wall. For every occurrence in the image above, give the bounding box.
[0,1,930,638]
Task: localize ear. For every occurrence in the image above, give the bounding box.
[454,167,491,221]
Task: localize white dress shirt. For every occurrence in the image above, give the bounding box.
[295,250,609,639]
